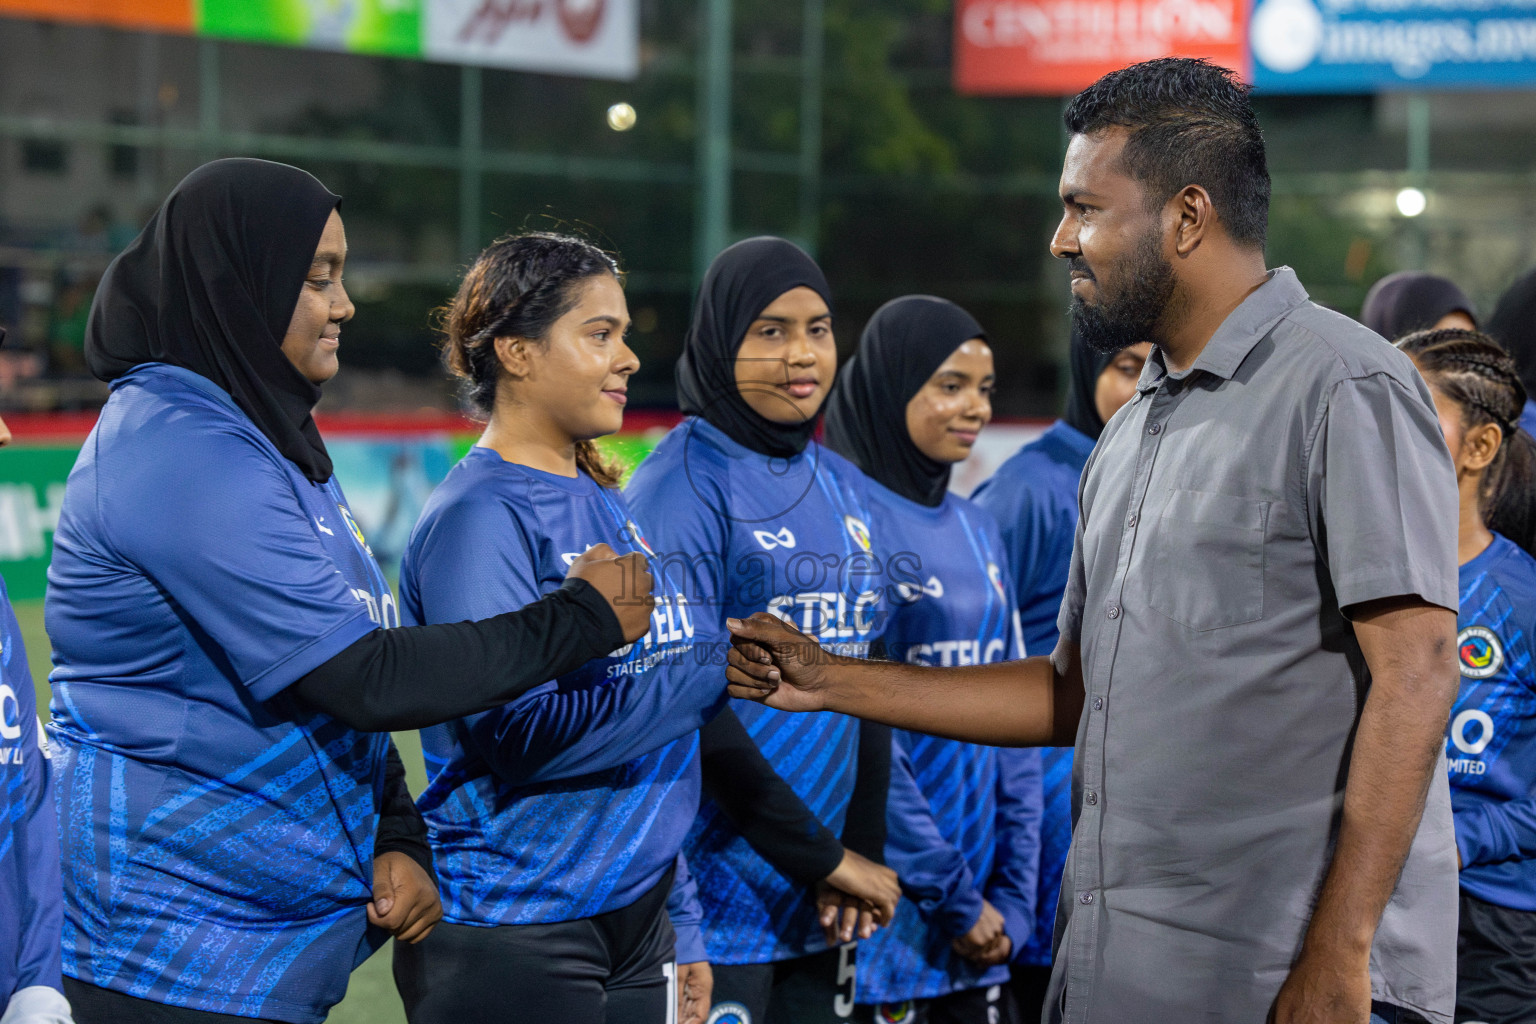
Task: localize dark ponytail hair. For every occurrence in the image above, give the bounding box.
[442,232,626,487]
[1397,327,1536,556]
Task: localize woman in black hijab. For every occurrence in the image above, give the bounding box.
[626,237,902,1024]
[823,296,1042,1024]
[45,159,654,1024]
[1361,271,1477,341]
[1487,267,1536,436]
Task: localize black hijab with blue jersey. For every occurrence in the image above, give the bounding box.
[823,295,986,507]
[84,158,341,484]
[676,236,834,458]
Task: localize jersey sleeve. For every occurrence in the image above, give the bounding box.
[987,745,1043,956]
[1453,794,1536,868]
[666,852,707,965]
[1307,372,1459,614]
[100,424,375,701]
[413,491,724,786]
[975,473,1053,620]
[883,732,984,940]
[10,716,65,1003]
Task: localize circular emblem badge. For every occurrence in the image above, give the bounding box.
[1458,625,1504,679]
[878,1002,915,1024]
[706,1003,752,1024]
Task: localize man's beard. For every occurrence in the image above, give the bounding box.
[1070,231,1176,355]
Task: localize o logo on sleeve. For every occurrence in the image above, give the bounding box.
[1458,626,1504,679]
[0,684,20,741]
[1451,709,1496,756]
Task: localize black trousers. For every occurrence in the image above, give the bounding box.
[393,869,677,1024]
[1008,964,1051,1024]
[710,944,858,1024]
[63,979,281,1024]
[1457,889,1536,1024]
[856,983,1020,1024]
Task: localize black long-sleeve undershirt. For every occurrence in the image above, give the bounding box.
[699,707,846,885]
[374,741,433,880]
[291,578,626,733]
[841,720,891,865]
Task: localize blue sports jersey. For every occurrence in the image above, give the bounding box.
[0,574,65,1010]
[401,449,720,927]
[625,416,888,964]
[668,854,707,965]
[1448,532,1536,911]
[855,487,1041,1003]
[45,364,393,1024]
[968,419,1093,967]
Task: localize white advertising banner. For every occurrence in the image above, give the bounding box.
[425,0,638,79]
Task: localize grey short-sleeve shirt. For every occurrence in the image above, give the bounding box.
[1048,268,1459,1024]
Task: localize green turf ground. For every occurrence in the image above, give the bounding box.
[13,599,414,1024]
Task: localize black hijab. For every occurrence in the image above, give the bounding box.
[1360,271,1476,341]
[675,236,833,458]
[1062,327,1121,442]
[823,295,986,507]
[84,158,342,483]
[1489,267,1536,396]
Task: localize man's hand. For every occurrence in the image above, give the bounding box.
[677,961,713,1024]
[951,900,1011,967]
[368,851,442,944]
[815,848,900,944]
[726,612,846,711]
[1269,949,1372,1024]
[567,542,655,644]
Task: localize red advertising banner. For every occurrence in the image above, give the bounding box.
[954,0,1250,96]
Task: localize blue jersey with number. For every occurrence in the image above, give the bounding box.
[855,487,1041,1002]
[0,574,65,1008]
[1448,532,1536,911]
[968,419,1092,966]
[401,449,721,926]
[45,364,393,1024]
[626,416,889,964]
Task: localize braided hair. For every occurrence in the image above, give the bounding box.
[1397,327,1536,555]
[440,232,625,487]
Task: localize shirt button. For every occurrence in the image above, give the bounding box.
[1146,422,1162,435]
[1092,696,1104,711]
[1127,513,1139,528]
[1106,605,1120,620]
[1078,891,1095,906]
[1085,790,1099,806]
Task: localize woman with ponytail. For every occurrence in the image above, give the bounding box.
[393,233,726,1023]
[1397,327,1536,1024]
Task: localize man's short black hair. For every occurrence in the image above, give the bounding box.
[1064,58,1270,247]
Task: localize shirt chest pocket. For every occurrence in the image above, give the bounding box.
[1138,488,1269,631]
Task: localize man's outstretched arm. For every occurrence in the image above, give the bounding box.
[724,612,1084,748]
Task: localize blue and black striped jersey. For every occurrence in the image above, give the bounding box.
[46,364,393,1023]
[626,416,889,964]
[401,448,721,926]
[856,487,1041,1003]
[1450,532,1536,911]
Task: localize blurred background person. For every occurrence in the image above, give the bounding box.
[1361,271,1478,340]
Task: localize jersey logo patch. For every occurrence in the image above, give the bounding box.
[878,1002,915,1023]
[1458,625,1504,679]
[707,1002,752,1024]
[844,515,872,553]
[987,561,1007,602]
[753,527,796,550]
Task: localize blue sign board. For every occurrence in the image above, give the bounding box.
[1251,0,1536,91]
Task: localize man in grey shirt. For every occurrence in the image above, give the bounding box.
[722,58,1459,1024]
